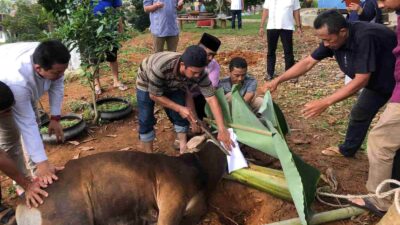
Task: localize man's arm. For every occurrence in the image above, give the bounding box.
[262,55,319,92]
[143,0,164,13]
[243,92,255,103]
[259,9,269,37]
[204,96,233,150]
[149,93,197,123]
[0,151,48,208]
[302,73,370,118]
[293,9,302,33]
[48,77,65,142]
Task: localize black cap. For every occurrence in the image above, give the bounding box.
[0,81,14,111]
[199,33,221,52]
[181,45,208,68]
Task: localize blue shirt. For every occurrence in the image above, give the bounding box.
[92,0,122,15]
[143,0,179,37]
[218,74,257,96]
[347,0,382,24]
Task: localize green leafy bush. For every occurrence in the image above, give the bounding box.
[126,0,150,32]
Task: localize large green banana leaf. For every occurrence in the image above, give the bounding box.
[205,86,320,225]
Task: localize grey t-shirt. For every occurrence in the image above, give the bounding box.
[218,74,257,96]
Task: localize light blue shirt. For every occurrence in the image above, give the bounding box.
[218,74,257,96]
[143,0,180,37]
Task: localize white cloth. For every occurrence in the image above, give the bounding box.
[230,0,243,10]
[221,128,248,173]
[0,42,64,163]
[263,0,301,30]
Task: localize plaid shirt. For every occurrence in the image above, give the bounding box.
[136,51,215,97]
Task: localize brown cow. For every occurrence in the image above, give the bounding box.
[16,141,227,225]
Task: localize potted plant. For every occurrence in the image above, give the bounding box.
[95,97,133,120]
[40,114,86,143]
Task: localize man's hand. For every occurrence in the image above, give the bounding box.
[35,161,64,185]
[190,122,202,134]
[301,99,331,118]
[177,0,184,10]
[48,120,64,143]
[258,27,265,38]
[262,79,280,93]
[296,27,303,35]
[178,106,197,124]
[154,1,164,10]
[347,3,361,11]
[24,179,48,208]
[218,128,234,151]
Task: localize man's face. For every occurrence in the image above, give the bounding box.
[229,67,247,85]
[203,46,217,64]
[181,63,205,79]
[377,0,400,10]
[315,25,348,50]
[34,63,68,81]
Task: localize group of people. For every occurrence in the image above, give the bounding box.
[0,0,399,222]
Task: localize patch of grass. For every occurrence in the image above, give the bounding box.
[120,46,151,55]
[40,119,81,134]
[242,13,262,20]
[180,21,260,36]
[97,101,128,112]
[68,100,90,113]
[125,94,137,107]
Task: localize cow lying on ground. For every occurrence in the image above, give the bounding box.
[16,141,227,225]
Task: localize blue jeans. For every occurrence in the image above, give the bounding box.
[339,88,391,157]
[231,10,242,29]
[137,89,189,142]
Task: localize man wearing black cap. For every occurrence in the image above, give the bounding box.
[136,45,233,154]
[192,33,222,120]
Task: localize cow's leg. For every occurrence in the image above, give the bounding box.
[156,187,186,225]
[180,192,207,225]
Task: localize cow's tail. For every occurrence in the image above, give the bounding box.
[16,204,42,225]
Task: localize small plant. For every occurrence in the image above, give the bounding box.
[68,100,90,113]
[40,119,81,134]
[97,101,128,112]
[125,94,137,107]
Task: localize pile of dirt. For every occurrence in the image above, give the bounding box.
[215,50,264,66]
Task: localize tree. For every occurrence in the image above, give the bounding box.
[126,0,150,32]
[51,0,128,122]
[1,1,54,42]
[0,0,13,14]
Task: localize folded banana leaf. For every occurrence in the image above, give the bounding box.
[205,86,320,225]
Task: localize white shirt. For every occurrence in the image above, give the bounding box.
[263,0,301,30]
[230,0,243,10]
[0,42,64,163]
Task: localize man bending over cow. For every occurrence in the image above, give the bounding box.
[136,45,233,154]
[0,81,48,224]
[219,57,263,111]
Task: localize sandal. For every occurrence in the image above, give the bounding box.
[114,83,128,91]
[348,198,386,217]
[321,146,343,157]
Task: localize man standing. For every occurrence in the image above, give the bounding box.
[347,0,382,23]
[91,0,128,95]
[348,0,400,217]
[144,0,184,53]
[263,10,396,157]
[259,0,302,80]
[136,45,233,154]
[227,0,244,29]
[193,33,221,120]
[0,40,69,184]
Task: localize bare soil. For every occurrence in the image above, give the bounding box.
[1,29,381,224]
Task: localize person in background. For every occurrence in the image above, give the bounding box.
[262,10,396,158]
[219,57,263,111]
[0,82,48,224]
[348,0,400,217]
[192,33,221,120]
[347,0,382,23]
[0,40,67,186]
[227,0,244,29]
[144,0,184,52]
[91,0,128,95]
[136,45,233,154]
[259,0,302,81]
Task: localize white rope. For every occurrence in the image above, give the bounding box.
[317,179,400,214]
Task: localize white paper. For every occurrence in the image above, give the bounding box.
[222,128,248,173]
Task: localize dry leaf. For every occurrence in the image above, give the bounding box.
[106,134,117,138]
[82,138,96,143]
[118,147,132,151]
[68,141,80,146]
[72,151,81,159]
[78,146,94,151]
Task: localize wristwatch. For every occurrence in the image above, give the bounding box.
[50,115,61,121]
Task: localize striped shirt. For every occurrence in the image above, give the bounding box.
[136,52,215,97]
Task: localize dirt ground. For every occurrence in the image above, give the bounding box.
[1,28,382,224]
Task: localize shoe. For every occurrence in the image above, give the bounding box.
[347,198,386,217]
[114,83,128,91]
[321,146,343,157]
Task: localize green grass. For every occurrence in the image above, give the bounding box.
[180,21,260,36]
[97,101,128,112]
[40,119,81,134]
[242,13,262,20]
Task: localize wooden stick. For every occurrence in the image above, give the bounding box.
[204,118,273,136]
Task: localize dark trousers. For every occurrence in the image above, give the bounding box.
[266,29,295,79]
[193,94,207,120]
[231,10,242,29]
[339,88,391,157]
